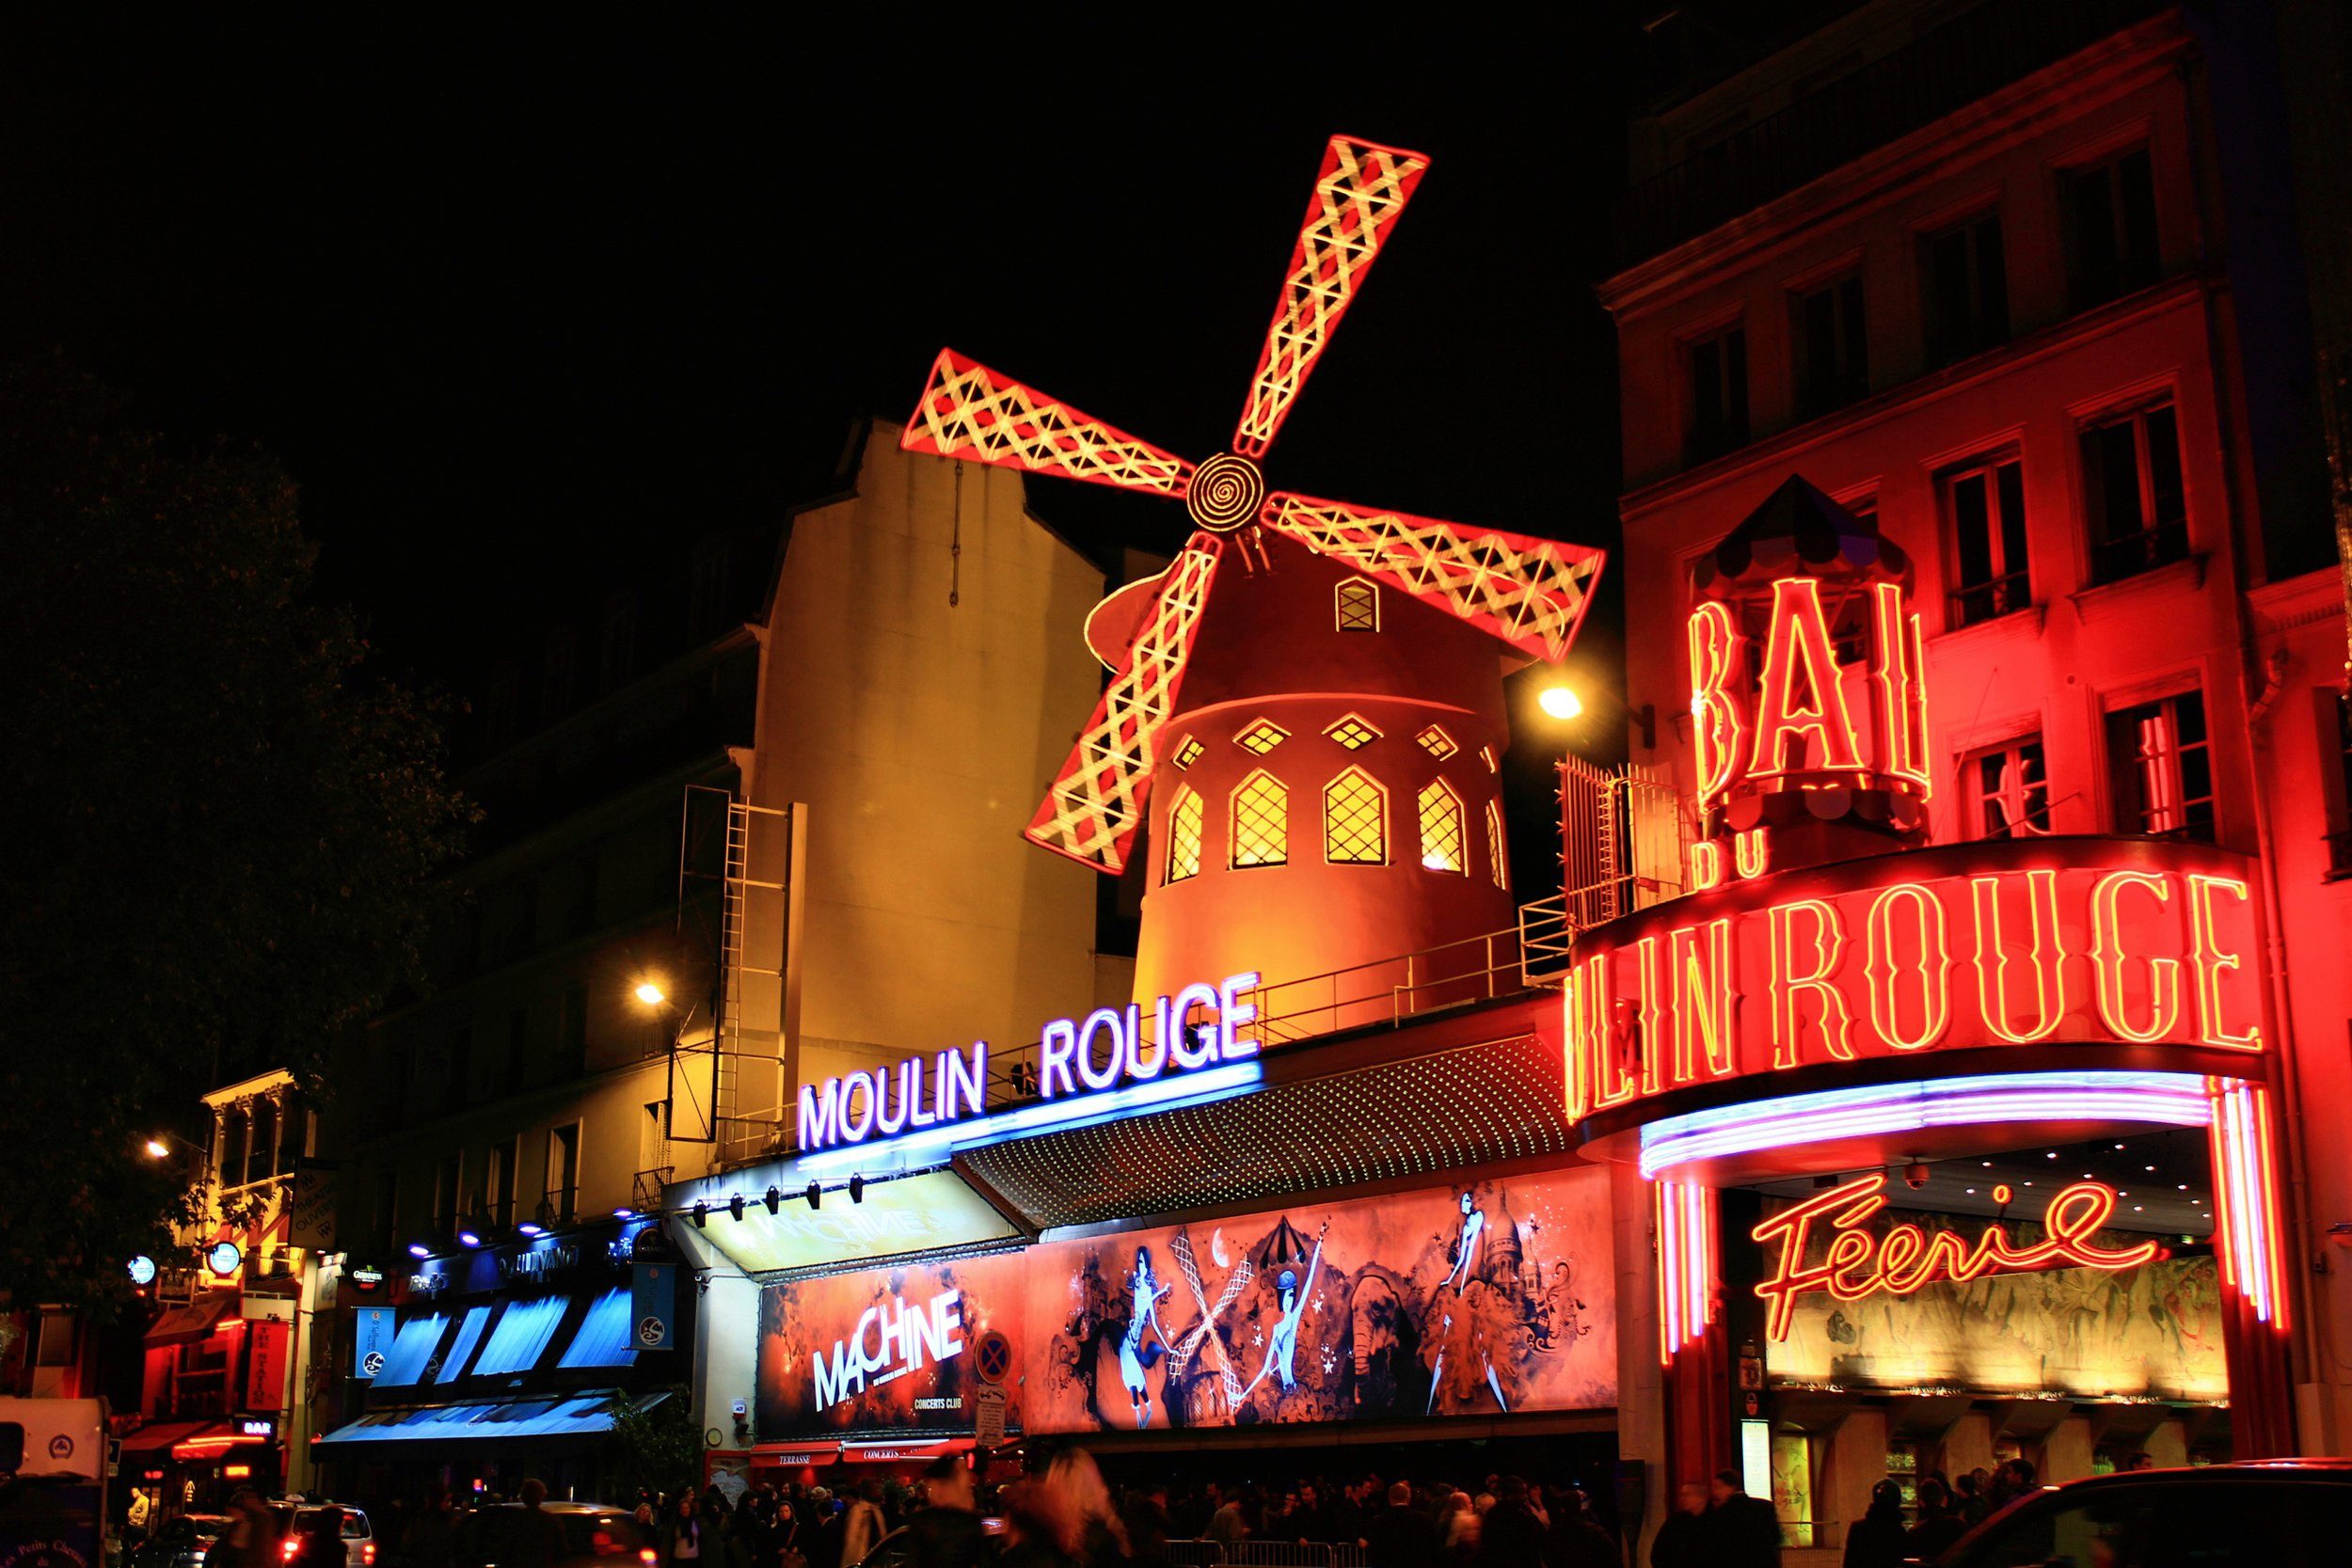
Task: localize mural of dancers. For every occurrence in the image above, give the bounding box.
[1426,1189,1509,1414]
[1243,1222,1327,1399]
[1119,1245,1172,1428]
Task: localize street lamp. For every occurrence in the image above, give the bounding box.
[1537,683,1584,721]
[141,1130,203,1163]
[633,979,667,1007]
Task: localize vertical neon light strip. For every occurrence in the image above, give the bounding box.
[2208,1077,2289,1331]
[1655,1179,1716,1367]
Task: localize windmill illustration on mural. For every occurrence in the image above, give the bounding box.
[906,135,1607,891]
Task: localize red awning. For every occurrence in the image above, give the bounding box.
[119,1421,212,1454]
[170,1422,270,1463]
[838,1438,972,1465]
[749,1442,839,1468]
[144,1293,234,1348]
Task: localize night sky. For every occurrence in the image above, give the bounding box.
[0,20,1693,700]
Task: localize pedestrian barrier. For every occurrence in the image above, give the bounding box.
[1164,1544,1345,1567]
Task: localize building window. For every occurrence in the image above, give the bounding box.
[1418,780,1467,874]
[2330,694,2352,879]
[541,630,577,720]
[1325,714,1382,751]
[2063,146,2160,311]
[1166,786,1204,883]
[2106,690,2215,842]
[547,1123,580,1226]
[599,594,638,692]
[372,1171,399,1250]
[1687,324,1749,462]
[1964,737,2052,839]
[486,1140,516,1229]
[1415,724,1458,760]
[434,1154,461,1237]
[1923,210,2009,367]
[1486,799,1508,890]
[1792,273,1867,418]
[1944,455,2030,626]
[558,982,589,1078]
[1230,771,1288,868]
[1324,768,1388,864]
[1234,719,1290,756]
[2081,402,2187,584]
[1170,736,1204,769]
[1336,580,1380,631]
[1479,745,1498,773]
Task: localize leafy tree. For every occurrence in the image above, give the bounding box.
[0,356,471,1313]
[601,1387,704,1502]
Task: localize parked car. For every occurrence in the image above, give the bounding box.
[267,1504,373,1568]
[1920,1460,2352,1566]
[849,1524,1003,1568]
[455,1502,655,1568]
[131,1514,232,1568]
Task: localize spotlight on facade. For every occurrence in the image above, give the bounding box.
[763,1186,781,1215]
[849,1175,866,1205]
[691,1201,707,1230]
[1537,683,1584,721]
[728,1196,745,1222]
[456,1218,485,1248]
[407,1240,433,1259]
[633,980,666,1007]
[516,1221,544,1238]
[612,1207,634,1220]
[804,1181,821,1212]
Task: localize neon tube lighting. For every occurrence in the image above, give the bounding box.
[1638,1071,2214,1179]
[796,1061,1264,1176]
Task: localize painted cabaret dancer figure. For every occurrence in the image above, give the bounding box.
[1120,1245,1172,1428]
[1243,1223,1327,1399]
[1427,1189,1511,1414]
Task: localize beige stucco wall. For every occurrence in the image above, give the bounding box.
[748,424,1108,1103]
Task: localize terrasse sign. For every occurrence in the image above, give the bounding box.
[798,973,1263,1153]
[1565,839,2265,1123]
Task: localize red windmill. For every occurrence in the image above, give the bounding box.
[905,135,1607,1010]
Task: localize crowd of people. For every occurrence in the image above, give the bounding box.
[1820,1456,2041,1568]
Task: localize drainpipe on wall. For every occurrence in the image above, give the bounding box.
[2241,645,2335,1445]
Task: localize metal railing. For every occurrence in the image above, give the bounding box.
[1168,1545,1368,1567]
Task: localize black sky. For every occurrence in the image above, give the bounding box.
[0,19,1656,695]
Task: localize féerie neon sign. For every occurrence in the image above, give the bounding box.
[1751,1172,2159,1339]
[798,972,1262,1153]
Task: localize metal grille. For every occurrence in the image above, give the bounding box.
[1414,724,1457,759]
[1418,780,1465,873]
[1323,714,1381,751]
[960,1029,1572,1229]
[1171,736,1204,769]
[1323,768,1386,863]
[1335,579,1380,631]
[1235,719,1290,755]
[1167,788,1204,882]
[1230,771,1288,868]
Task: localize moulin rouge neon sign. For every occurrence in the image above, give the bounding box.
[798,973,1262,1154]
[1563,840,2265,1123]
[1751,1172,2160,1340]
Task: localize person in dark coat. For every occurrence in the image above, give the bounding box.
[1906,1479,1970,1562]
[1708,1469,1783,1568]
[1363,1482,1441,1568]
[1473,1478,1549,1567]
[1842,1480,1907,1568]
[1648,1481,1712,1568]
[906,1457,987,1568]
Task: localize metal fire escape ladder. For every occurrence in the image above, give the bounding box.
[670,788,794,1166]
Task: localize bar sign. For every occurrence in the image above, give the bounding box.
[632,1264,675,1351]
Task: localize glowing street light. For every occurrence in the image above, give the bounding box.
[1537,684,1584,721]
[143,1138,171,1161]
[633,980,667,1008]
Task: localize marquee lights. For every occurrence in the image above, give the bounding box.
[2209,1078,2288,1328]
[1656,1179,1716,1367]
[1688,601,1745,806]
[799,972,1261,1155]
[1751,1172,2160,1340]
[1746,578,1864,782]
[1564,843,2265,1124]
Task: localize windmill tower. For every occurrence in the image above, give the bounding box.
[904,136,1607,1017]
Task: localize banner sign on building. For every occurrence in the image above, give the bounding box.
[353,1307,395,1380]
[632,1263,675,1352]
[244,1318,289,1413]
[290,1161,338,1251]
[755,1166,1616,1438]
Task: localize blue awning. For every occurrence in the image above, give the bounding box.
[315,1390,661,1449]
[472,1295,566,1377]
[433,1305,493,1385]
[555,1288,637,1370]
[371,1312,451,1388]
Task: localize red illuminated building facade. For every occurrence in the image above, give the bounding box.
[1595,0,2352,1544]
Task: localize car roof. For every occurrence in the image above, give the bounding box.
[2047,1461,2352,1492]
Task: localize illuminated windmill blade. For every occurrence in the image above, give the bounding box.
[1025,541,1222,873]
[1232,135,1431,460]
[902,348,1195,497]
[1263,492,1605,663]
